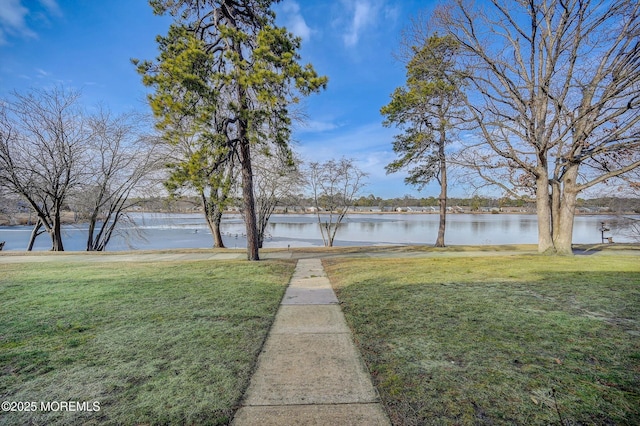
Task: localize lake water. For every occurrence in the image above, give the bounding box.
[0,213,637,251]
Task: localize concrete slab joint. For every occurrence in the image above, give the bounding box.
[232,258,391,425]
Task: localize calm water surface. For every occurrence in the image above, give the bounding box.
[0,213,637,251]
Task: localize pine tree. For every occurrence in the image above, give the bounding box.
[136,0,327,260]
[381,34,465,247]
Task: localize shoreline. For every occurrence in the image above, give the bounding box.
[2,209,639,228]
[1,243,639,259]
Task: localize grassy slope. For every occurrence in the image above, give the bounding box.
[0,260,294,425]
[325,255,640,425]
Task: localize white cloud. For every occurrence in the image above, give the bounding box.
[343,0,377,48]
[39,0,62,16]
[296,119,339,133]
[279,0,312,40]
[0,0,34,43]
[0,0,60,44]
[338,0,401,50]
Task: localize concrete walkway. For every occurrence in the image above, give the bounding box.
[232,258,390,426]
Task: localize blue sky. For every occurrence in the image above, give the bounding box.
[0,0,463,199]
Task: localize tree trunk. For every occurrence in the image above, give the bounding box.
[201,191,226,249]
[211,209,225,249]
[257,203,278,249]
[51,210,64,251]
[257,207,267,249]
[315,215,329,247]
[257,212,266,249]
[86,212,98,251]
[230,15,259,261]
[554,165,580,255]
[435,135,447,248]
[550,180,561,244]
[239,139,259,260]
[327,222,335,247]
[27,219,44,251]
[95,212,122,252]
[555,198,577,255]
[535,172,555,253]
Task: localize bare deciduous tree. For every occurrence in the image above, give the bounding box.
[0,87,88,251]
[436,0,640,254]
[252,149,303,248]
[73,109,161,251]
[307,158,367,247]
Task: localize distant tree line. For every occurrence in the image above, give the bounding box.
[351,195,640,213]
[102,194,640,214]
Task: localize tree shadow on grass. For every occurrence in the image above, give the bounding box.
[336,268,640,426]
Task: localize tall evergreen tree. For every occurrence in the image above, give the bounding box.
[381,34,466,247]
[136,0,327,260]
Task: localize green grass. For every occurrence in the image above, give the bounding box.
[325,255,640,425]
[0,259,294,425]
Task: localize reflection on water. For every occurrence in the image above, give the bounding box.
[470,220,487,235]
[520,219,535,233]
[357,222,385,233]
[0,213,637,251]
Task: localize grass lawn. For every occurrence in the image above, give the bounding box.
[325,255,640,425]
[0,259,294,425]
